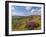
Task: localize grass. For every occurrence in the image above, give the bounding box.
[12,15,41,31]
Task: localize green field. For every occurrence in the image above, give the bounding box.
[12,15,41,31]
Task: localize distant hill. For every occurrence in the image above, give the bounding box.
[12,15,41,19]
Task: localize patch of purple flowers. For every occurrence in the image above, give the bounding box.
[27,21,37,29]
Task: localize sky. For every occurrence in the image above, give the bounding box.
[11,5,41,16]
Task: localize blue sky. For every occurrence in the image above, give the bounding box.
[11,6,41,16]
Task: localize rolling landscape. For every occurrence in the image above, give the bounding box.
[12,15,41,31]
[11,6,41,31]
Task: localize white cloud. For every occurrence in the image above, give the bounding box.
[12,11,25,16]
[12,9,41,16]
[12,12,16,16]
[30,9,41,15]
[11,6,15,10]
[12,6,41,16]
[15,13,24,16]
[25,6,32,11]
[31,9,35,13]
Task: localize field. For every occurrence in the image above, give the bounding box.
[12,15,41,31]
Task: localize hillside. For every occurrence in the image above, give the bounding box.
[12,15,41,31]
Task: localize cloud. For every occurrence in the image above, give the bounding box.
[30,8,41,15]
[12,6,41,16]
[25,6,41,15]
[15,13,24,16]
[12,8,41,16]
[11,12,16,16]
[25,6,32,11]
[12,11,25,16]
[11,6,15,10]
